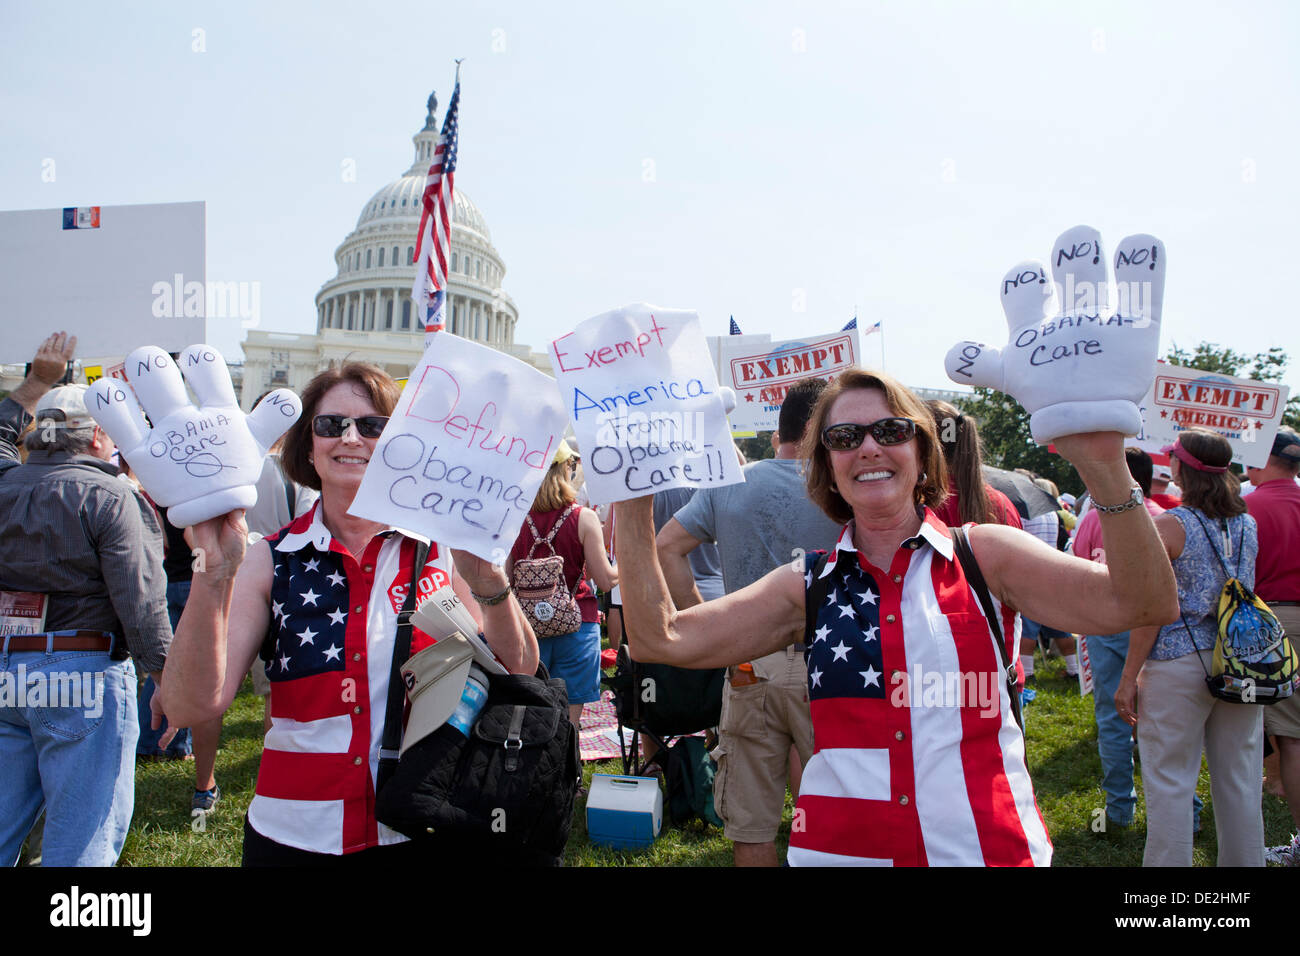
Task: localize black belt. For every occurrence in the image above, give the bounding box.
[1268,601,1300,607]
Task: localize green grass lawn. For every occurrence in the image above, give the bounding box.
[116,660,1296,867]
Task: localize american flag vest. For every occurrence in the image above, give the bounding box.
[789,512,1051,866]
[248,501,452,855]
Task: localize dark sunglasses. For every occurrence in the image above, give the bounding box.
[312,414,389,439]
[821,417,916,451]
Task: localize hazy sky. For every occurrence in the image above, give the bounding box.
[3,0,1297,396]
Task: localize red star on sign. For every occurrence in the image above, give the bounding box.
[745,392,755,402]
[1159,409,1168,418]
[1255,420,1264,429]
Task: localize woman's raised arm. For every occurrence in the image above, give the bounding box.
[162,511,271,727]
[972,431,1179,636]
[614,496,805,669]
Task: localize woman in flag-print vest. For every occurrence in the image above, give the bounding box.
[162,362,539,864]
[615,367,1177,866]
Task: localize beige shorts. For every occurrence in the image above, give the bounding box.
[1264,604,1300,739]
[711,649,814,844]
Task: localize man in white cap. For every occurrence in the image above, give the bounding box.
[0,379,172,865]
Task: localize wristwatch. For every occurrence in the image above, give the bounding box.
[1092,484,1144,515]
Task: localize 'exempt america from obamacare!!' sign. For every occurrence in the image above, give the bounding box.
[550,303,742,505]
[349,333,568,562]
[716,331,859,432]
[1134,362,1291,468]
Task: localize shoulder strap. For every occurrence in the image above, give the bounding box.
[377,539,431,794]
[524,512,545,559]
[542,504,576,548]
[951,527,1023,731]
[1188,511,1236,579]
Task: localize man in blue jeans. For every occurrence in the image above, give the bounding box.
[0,376,173,866]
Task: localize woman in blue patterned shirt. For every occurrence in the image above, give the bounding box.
[1114,427,1264,866]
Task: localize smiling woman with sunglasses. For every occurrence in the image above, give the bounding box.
[162,362,538,865]
[615,367,1177,866]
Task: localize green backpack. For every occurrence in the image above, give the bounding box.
[664,735,723,829]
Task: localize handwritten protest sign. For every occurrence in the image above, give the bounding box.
[717,331,859,432]
[350,333,567,562]
[1133,362,1290,468]
[550,303,741,505]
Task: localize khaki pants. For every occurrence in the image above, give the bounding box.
[1137,648,1264,866]
[712,648,813,844]
[1263,604,1300,739]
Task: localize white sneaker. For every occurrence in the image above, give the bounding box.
[1265,833,1300,866]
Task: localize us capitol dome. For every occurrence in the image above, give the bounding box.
[240,91,543,410]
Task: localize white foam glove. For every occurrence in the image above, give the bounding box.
[88,345,302,527]
[944,225,1165,443]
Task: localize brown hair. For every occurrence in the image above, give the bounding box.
[281,363,401,491]
[801,368,948,524]
[1175,428,1246,519]
[531,459,577,513]
[1033,477,1060,498]
[927,399,996,525]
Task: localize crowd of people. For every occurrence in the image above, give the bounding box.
[1,330,1297,868]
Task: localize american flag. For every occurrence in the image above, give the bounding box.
[844,316,883,335]
[412,74,460,341]
[729,316,742,335]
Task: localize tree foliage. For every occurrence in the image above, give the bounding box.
[736,433,775,463]
[955,389,1084,496]
[955,342,1299,493]
[1163,342,1299,428]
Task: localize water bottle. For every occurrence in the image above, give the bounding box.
[447,665,489,737]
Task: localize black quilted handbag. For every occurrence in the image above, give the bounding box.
[376,667,580,865]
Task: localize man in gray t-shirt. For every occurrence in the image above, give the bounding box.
[653,487,724,601]
[657,378,840,867]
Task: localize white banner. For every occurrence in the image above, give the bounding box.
[350,333,568,562]
[718,331,860,432]
[0,202,207,359]
[1134,363,1290,468]
[550,303,741,505]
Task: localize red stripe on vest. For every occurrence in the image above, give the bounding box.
[931,555,1034,866]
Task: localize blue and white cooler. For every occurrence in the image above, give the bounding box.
[585,774,663,850]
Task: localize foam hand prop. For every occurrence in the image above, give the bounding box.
[945,225,1165,443]
[88,345,302,527]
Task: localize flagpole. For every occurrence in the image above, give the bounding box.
[880,322,886,371]
[415,61,463,349]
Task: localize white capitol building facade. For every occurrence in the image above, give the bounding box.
[240,91,547,410]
